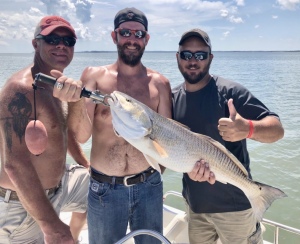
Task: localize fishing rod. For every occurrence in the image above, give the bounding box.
[33,73,111,106]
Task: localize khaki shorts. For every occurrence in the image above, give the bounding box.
[187,204,263,244]
[0,164,89,244]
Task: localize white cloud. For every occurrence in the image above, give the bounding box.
[0,0,245,45]
[220,9,229,17]
[235,0,245,6]
[276,0,300,10]
[1,0,299,52]
[228,15,244,23]
[29,7,43,15]
[223,31,230,38]
[0,12,42,40]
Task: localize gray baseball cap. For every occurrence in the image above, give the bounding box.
[179,28,211,50]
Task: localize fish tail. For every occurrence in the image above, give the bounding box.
[249,181,287,222]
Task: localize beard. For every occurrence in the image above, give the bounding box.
[117,42,145,67]
[178,62,211,85]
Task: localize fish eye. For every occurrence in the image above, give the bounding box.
[126,99,131,102]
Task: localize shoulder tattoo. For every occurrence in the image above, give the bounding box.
[2,92,32,151]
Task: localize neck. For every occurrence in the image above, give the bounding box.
[185,73,212,92]
[31,53,64,78]
[116,59,146,77]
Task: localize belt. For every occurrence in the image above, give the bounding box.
[0,183,61,202]
[91,167,157,186]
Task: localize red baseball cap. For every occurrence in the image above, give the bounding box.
[34,16,76,38]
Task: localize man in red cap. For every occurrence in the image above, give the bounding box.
[0,16,89,243]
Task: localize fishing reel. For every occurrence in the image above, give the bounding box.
[33,73,112,106]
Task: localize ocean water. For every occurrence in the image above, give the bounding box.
[1,51,299,243]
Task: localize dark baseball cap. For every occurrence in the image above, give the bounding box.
[114,7,148,31]
[179,28,211,50]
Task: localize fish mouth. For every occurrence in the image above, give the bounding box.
[107,92,118,106]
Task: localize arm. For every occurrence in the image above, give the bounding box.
[246,116,284,143]
[218,99,284,143]
[50,69,97,144]
[67,129,90,168]
[5,160,74,243]
[0,82,74,243]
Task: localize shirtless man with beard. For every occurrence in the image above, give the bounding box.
[68,8,171,244]
[51,8,215,244]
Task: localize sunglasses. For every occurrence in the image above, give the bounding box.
[35,35,76,47]
[115,28,147,39]
[179,51,210,61]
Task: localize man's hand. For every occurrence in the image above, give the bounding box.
[218,99,249,142]
[188,160,215,185]
[50,70,83,102]
[43,221,75,244]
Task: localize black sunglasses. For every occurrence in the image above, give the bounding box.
[115,28,147,39]
[36,34,76,47]
[179,51,210,61]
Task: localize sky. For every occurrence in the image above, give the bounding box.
[0,0,300,53]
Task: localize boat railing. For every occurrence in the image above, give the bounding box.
[163,190,300,244]
[114,229,171,244]
[262,218,300,244]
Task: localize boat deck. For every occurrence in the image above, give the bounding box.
[60,191,300,243]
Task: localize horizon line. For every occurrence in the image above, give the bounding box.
[0,50,300,54]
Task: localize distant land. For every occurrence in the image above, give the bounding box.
[0,50,299,54]
[76,50,300,53]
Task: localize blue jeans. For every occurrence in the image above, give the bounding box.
[87,169,163,244]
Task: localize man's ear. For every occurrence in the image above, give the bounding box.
[111,31,117,44]
[145,33,150,46]
[32,39,38,50]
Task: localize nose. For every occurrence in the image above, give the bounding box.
[188,57,198,63]
[56,41,67,48]
[127,33,137,41]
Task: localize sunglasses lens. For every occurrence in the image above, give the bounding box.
[63,37,76,47]
[39,35,76,47]
[135,30,146,38]
[119,29,131,37]
[44,36,59,45]
[194,52,208,60]
[180,51,192,60]
[179,51,209,61]
[117,29,146,39]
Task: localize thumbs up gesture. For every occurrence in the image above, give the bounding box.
[218,99,250,142]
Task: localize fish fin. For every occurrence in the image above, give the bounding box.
[249,181,287,222]
[195,133,249,176]
[151,140,168,158]
[169,119,191,130]
[143,154,161,173]
[217,179,228,184]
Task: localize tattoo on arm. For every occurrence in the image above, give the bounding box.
[3,92,32,151]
